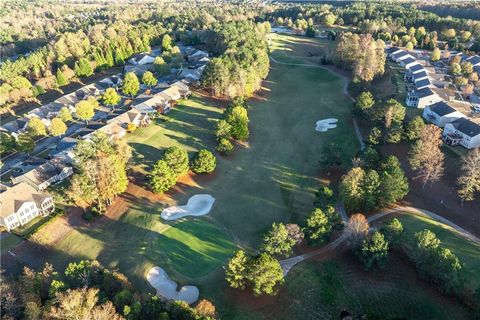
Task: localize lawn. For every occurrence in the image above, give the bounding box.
[398,213,480,291]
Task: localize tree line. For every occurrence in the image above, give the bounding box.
[0,260,218,320]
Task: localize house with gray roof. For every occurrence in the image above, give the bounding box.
[11,157,73,191]
[422,101,466,127]
[443,118,480,149]
[406,88,443,108]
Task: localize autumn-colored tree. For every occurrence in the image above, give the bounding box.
[346,214,369,248]
[457,148,480,202]
[27,117,47,137]
[49,117,68,137]
[408,124,444,187]
[75,100,95,124]
[195,299,217,319]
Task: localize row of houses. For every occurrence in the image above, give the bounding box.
[387,47,480,149]
[0,76,119,138]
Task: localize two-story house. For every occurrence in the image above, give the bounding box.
[0,182,54,231]
[406,88,443,108]
[443,118,480,149]
[422,101,466,127]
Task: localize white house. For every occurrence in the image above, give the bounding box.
[415,78,432,90]
[391,51,410,63]
[0,182,54,231]
[406,88,443,108]
[466,55,480,67]
[422,101,466,127]
[107,109,151,128]
[399,56,416,68]
[443,118,480,149]
[386,47,402,58]
[411,70,428,84]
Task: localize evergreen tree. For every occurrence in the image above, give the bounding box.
[56,69,69,87]
[261,223,296,257]
[225,250,249,290]
[248,253,284,296]
[74,58,94,77]
[148,159,177,194]
[163,146,189,176]
[142,71,158,88]
[359,231,389,270]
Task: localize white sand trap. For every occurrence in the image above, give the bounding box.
[147,266,199,304]
[315,118,338,132]
[161,194,215,220]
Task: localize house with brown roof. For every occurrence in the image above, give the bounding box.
[107,109,151,128]
[12,157,73,191]
[0,182,54,231]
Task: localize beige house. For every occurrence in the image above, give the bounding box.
[107,109,151,128]
[0,182,54,231]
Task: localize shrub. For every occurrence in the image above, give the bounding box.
[191,149,216,174]
[216,138,234,155]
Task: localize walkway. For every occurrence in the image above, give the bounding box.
[280,205,480,276]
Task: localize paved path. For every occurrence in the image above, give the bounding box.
[280,205,480,276]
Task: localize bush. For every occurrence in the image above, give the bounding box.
[191,149,216,174]
[216,138,234,155]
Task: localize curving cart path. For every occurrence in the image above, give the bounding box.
[280,205,480,276]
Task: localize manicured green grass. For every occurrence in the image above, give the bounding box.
[398,213,480,291]
[1,233,23,254]
[48,205,236,286]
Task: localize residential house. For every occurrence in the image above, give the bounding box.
[171,81,191,99]
[107,109,151,128]
[0,182,55,231]
[0,117,28,137]
[128,53,155,66]
[399,56,416,68]
[12,157,73,191]
[422,101,466,127]
[187,50,209,63]
[83,122,126,141]
[415,78,432,90]
[405,63,424,81]
[443,118,480,149]
[411,70,428,84]
[391,50,409,62]
[49,136,79,163]
[386,47,402,59]
[466,55,480,67]
[406,88,443,108]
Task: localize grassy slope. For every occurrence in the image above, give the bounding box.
[398,213,480,291]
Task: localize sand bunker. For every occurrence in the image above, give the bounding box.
[161,194,215,220]
[315,118,338,132]
[147,266,199,304]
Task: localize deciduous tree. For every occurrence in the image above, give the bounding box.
[142,71,158,88]
[457,148,480,202]
[122,72,140,97]
[28,117,47,137]
[408,124,444,187]
[49,118,67,137]
[346,214,369,248]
